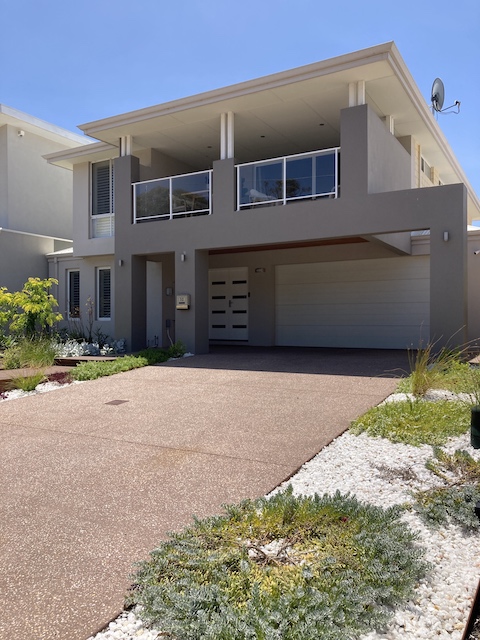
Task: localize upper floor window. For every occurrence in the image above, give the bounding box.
[421,157,431,181]
[68,270,80,318]
[91,160,115,238]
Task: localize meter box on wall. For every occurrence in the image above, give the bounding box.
[176,294,191,310]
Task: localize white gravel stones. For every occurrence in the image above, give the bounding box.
[280,430,480,640]
[0,379,78,401]
[88,418,480,640]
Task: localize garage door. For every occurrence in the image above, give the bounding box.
[275,256,429,349]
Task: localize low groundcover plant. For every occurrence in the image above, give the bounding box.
[413,448,480,533]
[127,488,428,640]
[350,399,470,447]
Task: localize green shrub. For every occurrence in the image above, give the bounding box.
[71,355,148,381]
[136,348,170,365]
[167,340,186,359]
[127,488,428,640]
[2,346,21,369]
[2,338,56,370]
[350,399,470,446]
[10,372,46,392]
[137,342,187,365]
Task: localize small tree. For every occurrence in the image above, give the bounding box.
[0,287,15,333]
[9,278,62,338]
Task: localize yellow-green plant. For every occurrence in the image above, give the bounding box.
[8,278,62,338]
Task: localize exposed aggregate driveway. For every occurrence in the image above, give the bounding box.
[0,346,408,640]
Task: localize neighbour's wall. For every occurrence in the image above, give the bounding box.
[0,124,74,238]
[467,231,480,345]
[0,127,7,223]
[0,230,61,291]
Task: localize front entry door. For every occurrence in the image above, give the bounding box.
[209,267,248,340]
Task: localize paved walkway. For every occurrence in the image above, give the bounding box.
[0,347,409,640]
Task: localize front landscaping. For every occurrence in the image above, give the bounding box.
[117,347,480,640]
[1,286,479,640]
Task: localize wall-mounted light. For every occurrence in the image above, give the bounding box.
[118,259,124,267]
[165,287,173,296]
[255,267,266,273]
[443,231,449,242]
[181,252,186,262]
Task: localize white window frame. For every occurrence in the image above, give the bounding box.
[96,267,111,320]
[67,270,80,319]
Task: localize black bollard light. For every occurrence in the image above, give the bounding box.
[471,407,480,449]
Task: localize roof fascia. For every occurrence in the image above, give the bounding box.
[0,104,90,146]
[44,141,119,169]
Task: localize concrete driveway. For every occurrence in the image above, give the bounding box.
[0,347,408,640]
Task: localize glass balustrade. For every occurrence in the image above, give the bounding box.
[237,148,339,209]
[134,170,212,222]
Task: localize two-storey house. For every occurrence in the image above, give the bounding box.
[0,105,89,292]
[46,42,480,353]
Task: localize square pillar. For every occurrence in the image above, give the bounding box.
[174,249,209,354]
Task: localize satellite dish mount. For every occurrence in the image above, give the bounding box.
[431,78,460,115]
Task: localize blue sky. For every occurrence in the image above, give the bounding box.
[1,0,479,194]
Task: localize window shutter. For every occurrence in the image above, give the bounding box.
[98,268,111,319]
[68,271,80,317]
[92,161,113,216]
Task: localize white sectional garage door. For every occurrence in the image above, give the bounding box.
[275,256,430,349]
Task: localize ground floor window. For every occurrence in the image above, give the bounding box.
[68,270,80,318]
[97,267,111,319]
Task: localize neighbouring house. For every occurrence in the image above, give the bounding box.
[0,104,91,292]
[45,42,480,353]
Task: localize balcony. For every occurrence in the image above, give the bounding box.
[131,148,339,224]
[237,148,339,209]
[133,170,212,223]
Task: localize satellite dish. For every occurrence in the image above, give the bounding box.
[431,78,445,112]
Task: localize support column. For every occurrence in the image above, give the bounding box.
[113,154,141,351]
[220,112,234,160]
[174,249,209,354]
[430,211,468,349]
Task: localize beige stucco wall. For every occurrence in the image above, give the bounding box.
[0,124,74,238]
[0,230,67,292]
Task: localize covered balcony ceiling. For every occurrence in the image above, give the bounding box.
[78,43,458,184]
